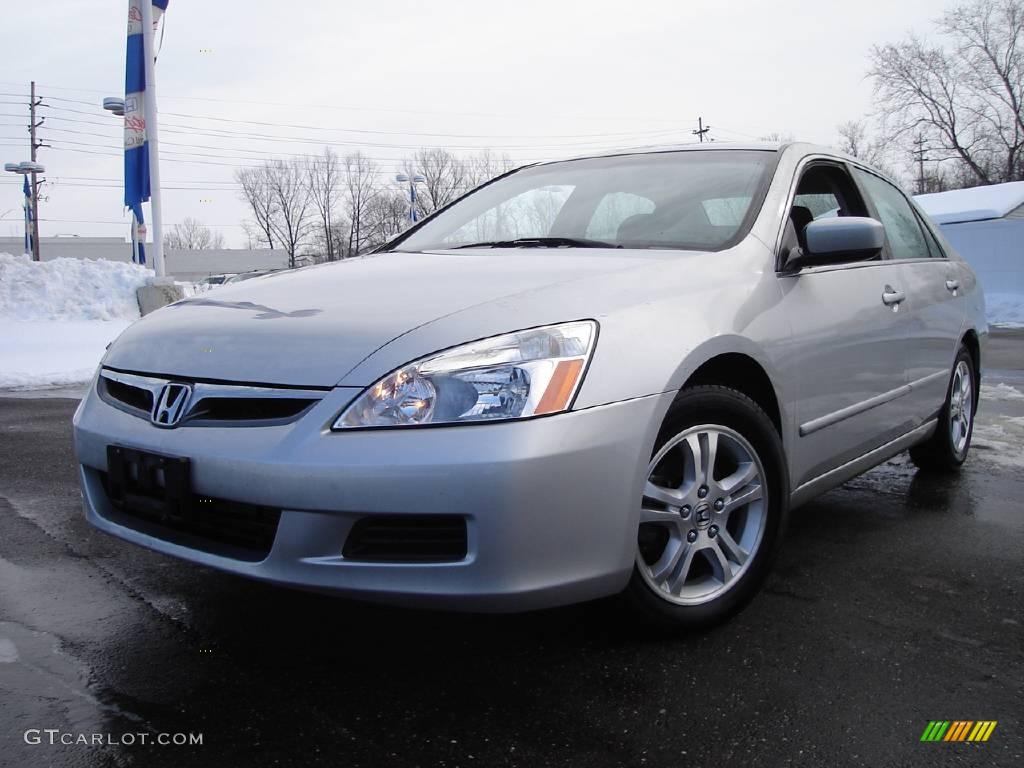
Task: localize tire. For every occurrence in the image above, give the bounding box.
[622,385,788,630]
[909,345,976,472]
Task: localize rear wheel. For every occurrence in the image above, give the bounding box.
[909,345,976,472]
[623,386,787,629]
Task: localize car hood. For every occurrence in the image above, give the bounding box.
[104,249,672,387]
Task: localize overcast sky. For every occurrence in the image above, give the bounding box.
[1,0,947,247]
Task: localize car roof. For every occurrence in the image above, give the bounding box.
[543,140,851,165]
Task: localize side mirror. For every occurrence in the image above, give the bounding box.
[783,216,885,271]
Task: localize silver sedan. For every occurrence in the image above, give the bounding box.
[73,142,986,628]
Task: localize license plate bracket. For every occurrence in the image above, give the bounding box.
[106,445,193,522]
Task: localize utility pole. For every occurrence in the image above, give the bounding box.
[693,116,711,143]
[912,134,929,195]
[28,81,46,261]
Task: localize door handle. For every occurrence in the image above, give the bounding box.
[882,286,906,306]
[945,279,960,293]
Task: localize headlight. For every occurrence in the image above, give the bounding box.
[333,320,597,429]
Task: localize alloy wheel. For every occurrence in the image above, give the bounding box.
[950,359,973,457]
[636,425,768,606]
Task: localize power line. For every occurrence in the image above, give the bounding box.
[36,104,686,152]
[36,100,688,142]
[0,81,684,125]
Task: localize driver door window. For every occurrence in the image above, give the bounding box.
[783,164,871,260]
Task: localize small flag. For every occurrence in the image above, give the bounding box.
[131,214,147,265]
[123,0,168,227]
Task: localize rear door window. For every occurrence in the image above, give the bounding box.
[854,170,930,261]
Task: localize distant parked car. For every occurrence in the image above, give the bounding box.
[223,269,280,284]
[197,273,236,287]
[74,143,986,628]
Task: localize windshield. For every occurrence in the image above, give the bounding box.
[392,149,777,253]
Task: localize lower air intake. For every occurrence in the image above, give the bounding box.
[343,515,468,562]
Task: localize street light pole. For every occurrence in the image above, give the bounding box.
[395,173,425,226]
[4,161,44,258]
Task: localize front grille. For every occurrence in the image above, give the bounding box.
[188,397,315,422]
[343,515,468,562]
[98,368,323,426]
[102,376,153,414]
[99,472,281,561]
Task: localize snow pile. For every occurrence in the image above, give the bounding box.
[0,253,152,389]
[0,252,151,321]
[986,293,1024,329]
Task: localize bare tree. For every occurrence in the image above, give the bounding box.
[307,147,342,261]
[364,190,411,247]
[164,217,225,250]
[870,0,1024,186]
[235,166,277,248]
[343,152,379,256]
[465,149,516,189]
[413,148,468,214]
[758,131,796,143]
[241,221,262,250]
[266,157,313,268]
[835,119,902,178]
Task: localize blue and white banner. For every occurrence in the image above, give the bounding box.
[123,0,168,264]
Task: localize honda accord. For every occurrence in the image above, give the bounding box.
[73,143,986,627]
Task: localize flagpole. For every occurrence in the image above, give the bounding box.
[140,0,165,279]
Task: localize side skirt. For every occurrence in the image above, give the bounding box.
[790,419,937,509]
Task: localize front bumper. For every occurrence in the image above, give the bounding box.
[73,382,672,611]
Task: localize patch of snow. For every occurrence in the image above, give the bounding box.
[984,383,1024,402]
[986,293,1024,328]
[0,637,18,663]
[0,253,149,389]
[971,421,1024,469]
[0,320,131,389]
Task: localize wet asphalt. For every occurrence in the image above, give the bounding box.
[0,332,1022,768]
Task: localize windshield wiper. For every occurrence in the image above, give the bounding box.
[453,237,621,249]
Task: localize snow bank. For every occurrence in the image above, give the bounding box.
[0,252,151,321]
[0,319,134,389]
[986,293,1024,329]
[0,253,152,389]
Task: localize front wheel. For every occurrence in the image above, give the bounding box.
[909,345,976,472]
[623,386,788,630]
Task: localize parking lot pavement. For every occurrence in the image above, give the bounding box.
[1,332,1022,768]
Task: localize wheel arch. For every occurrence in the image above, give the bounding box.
[680,350,784,437]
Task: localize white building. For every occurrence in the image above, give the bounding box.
[0,236,288,282]
[916,182,1024,296]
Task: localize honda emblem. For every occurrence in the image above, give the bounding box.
[151,383,192,427]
